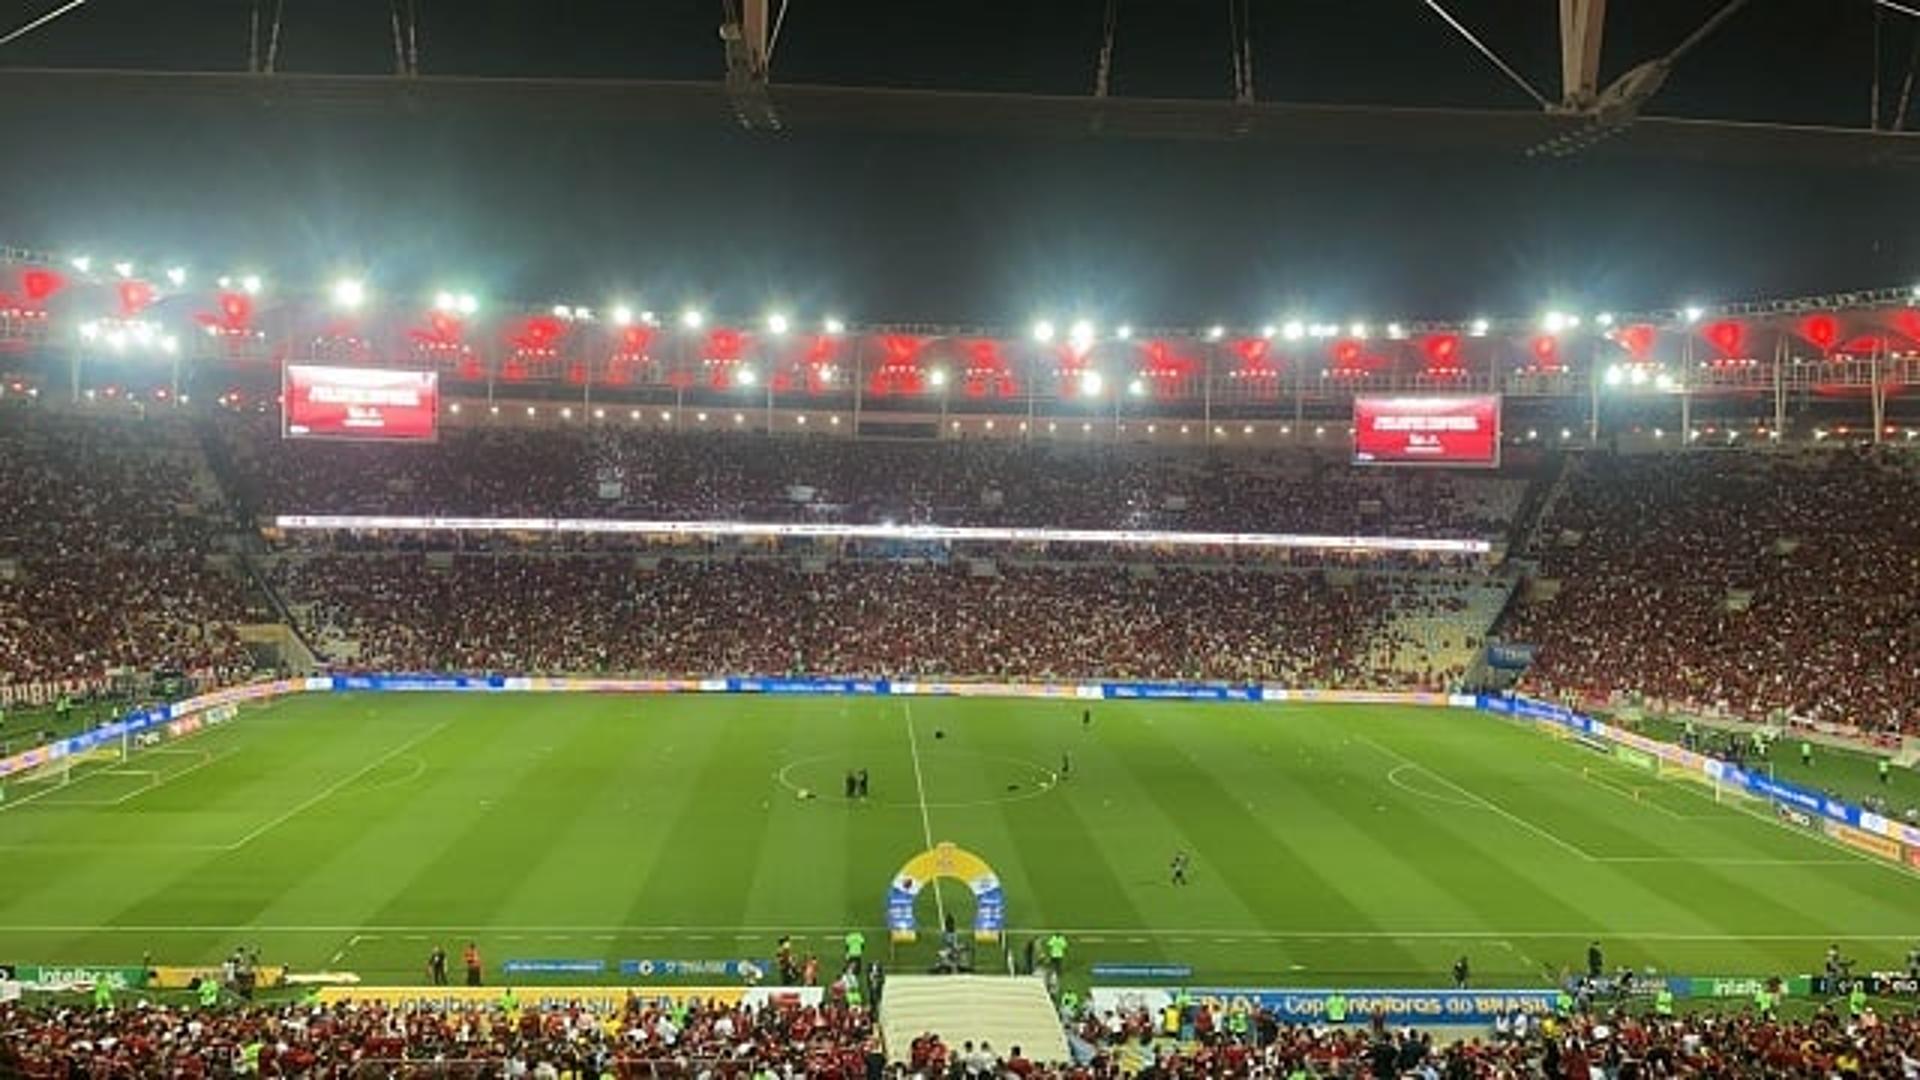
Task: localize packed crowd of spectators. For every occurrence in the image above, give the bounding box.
[217,414,1527,539]
[0,995,876,1078]
[1505,449,1920,734]
[0,408,259,694]
[5,993,1916,1077]
[271,556,1454,687]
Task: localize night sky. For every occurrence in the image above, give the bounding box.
[0,0,1914,326]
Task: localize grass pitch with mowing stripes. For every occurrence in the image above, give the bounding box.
[1,693,1914,989]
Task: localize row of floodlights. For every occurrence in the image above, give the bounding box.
[56,257,1920,338]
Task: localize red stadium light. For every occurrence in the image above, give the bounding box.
[1703,319,1745,358]
[1612,323,1657,361]
[605,324,655,386]
[511,315,566,353]
[195,291,257,340]
[1526,334,1562,372]
[1420,333,1465,376]
[964,338,1014,398]
[116,279,155,319]
[1229,337,1277,377]
[1799,313,1840,353]
[705,327,747,361]
[21,268,64,304]
[1139,339,1196,396]
[867,334,924,397]
[1893,309,1920,346]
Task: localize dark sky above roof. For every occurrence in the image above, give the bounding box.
[0,0,1915,325]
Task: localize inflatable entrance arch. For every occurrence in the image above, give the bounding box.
[885,842,1005,943]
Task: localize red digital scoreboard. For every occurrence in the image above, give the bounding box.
[283,365,439,441]
[1352,395,1501,467]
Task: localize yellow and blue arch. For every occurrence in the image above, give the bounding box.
[885,842,1005,943]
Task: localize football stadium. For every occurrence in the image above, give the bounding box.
[6,1,1920,1076]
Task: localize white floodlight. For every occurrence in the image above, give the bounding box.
[1282,320,1305,341]
[1078,370,1104,396]
[612,305,634,327]
[766,312,790,335]
[680,309,705,329]
[332,278,367,310]
[1032,319,1056,343]
[824,316,846,334]
[165,266,187,287]
[928,368,949,388]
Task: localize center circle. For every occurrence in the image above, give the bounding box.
[775,751,1060,810]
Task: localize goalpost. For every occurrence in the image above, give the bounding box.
[0,701,236,808]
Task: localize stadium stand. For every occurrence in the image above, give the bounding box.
[263,554,1469,687]
[0,408,262,702]
[1504,448,1920,734]
[2,995,1912,1077]
[213,413,1528,538]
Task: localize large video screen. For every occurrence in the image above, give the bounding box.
[283,365,439,441]
[1352,395,1501,467]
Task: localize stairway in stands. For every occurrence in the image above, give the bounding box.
[879,974,1070,1065]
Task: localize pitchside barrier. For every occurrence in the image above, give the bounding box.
[5,676,1913,869]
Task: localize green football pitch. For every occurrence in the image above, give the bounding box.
[1,693,1915,989]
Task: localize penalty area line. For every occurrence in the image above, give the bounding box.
[1354,733,1599,862]
[217,719,450,851]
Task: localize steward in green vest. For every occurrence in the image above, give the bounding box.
[1848,985,1867,1018]
[198,977,222,1008]
[845,979,864,1008]
[1045,933,1068,964]
[239,1041,262,1075]
[1753,987,1774,1017]
[1555,989,1573,1016]
[92,979,113,1009]
[1654,986,1674,1017]
[500,987,519,1013]
[1060,989,1080,1015]
[844,930,866,961]
[1227,1007,1250,1040]
[1325,991,1348,1024]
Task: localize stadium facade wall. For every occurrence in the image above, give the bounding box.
[5,674,1913,867]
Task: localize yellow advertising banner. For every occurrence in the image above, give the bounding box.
[1824,820,1904,862]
